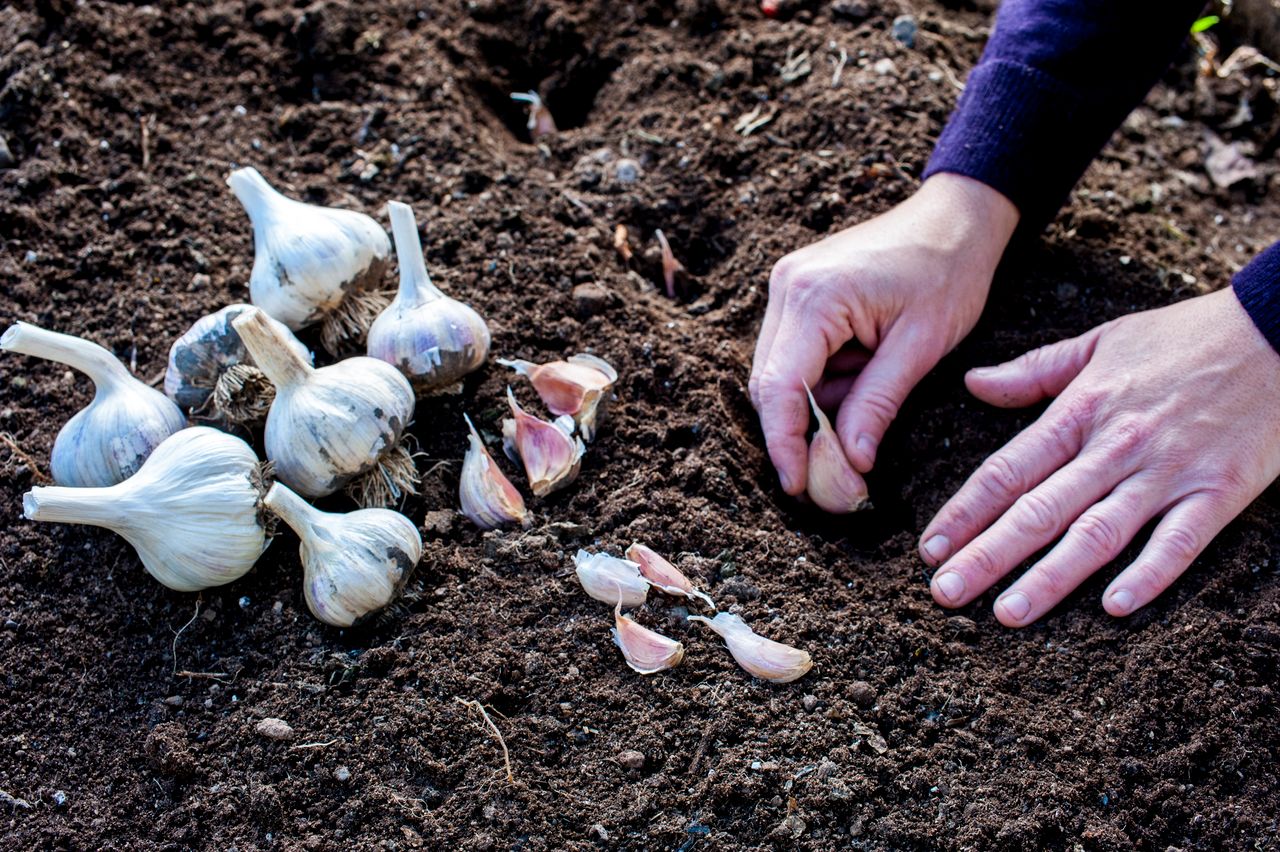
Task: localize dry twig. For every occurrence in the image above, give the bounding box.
[0,433,50,483]
[456,697,514,785]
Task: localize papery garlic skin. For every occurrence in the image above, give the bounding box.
[367,201,491,393]
[22,427,268,591]
[497,354,617,442]
[688,612,813,684]
[2,322,186,487]
[625,542,715,610]
[227,167,391,352]
[460,414,530,530]
[263,483,421,627]
[574,549,648,607]
[613,600,684,674]
[233,308,417,504]
[502,387,585,497]
[165,304,312,423]
[804,383,870,514]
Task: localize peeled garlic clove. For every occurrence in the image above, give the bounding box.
[367,201,491,394]
[460,414,529,530]
[23,427,269,591]
[501,387,584,497]
[510,91,557,139]
[165,304,313,425]
[263,482,421,627]
[2,322,186,487]
[227,167,391,355]
[688,612,813,684]
[625,542,716,610]
[804,382,870,514]
[573,549,648,607]
[233,307,419,507]
[613,599,684,674]
[497,353,617,442]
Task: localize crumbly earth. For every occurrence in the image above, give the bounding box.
[1,1,1278,849]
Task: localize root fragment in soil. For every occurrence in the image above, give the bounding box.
[0,432,50,483]
[456,697,515,786]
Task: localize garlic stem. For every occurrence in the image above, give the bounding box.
[23,486,122,528]
[1,322,132,388]
[232,308,314,389]
[387,201,444,308]
[226,167,285,227]
[262,481,320,535]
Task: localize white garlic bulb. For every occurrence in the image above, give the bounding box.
[497,353,617,441]
[626,542,715,609]
[367,201,491,394]
[164,304,313,425]
[1,322,186,487]
[688,612,813,684]
[804,382,869,514]
[226,166,392,354]
[613,599,684,674]
[460,414,530,530]
[232,307,418,507]
[502,387,584,497]
[574,549,648,607]
[263,482,421,627]
[22,427,269,591]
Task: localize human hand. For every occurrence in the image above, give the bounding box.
[922,287,1280,626]
[749,174,1019,504]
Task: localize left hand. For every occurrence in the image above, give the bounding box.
[920,287,1280,627]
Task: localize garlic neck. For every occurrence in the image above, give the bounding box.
[226,167,286,228]
[24,485,125,530]
[1,323,133,390]
[387,201,445,308]
[263,482,323,539]
[231,309,313,389]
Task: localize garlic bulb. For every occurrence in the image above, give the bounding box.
[688,612,813,684]
[460,414,529,530]
[2,322,186,487]
[22,427,268,591]
[497,354,617,442]
[574,549,648,607]
[502,387,584,497]
[226,166,392,355]
[232,307,419,507]
[165,304,313,425]
[367,201,491,394]
[510,91,556,139]
[804,382,869,514]
[263,482,421,627]
[625,543,715,609]
[613,599,685,674]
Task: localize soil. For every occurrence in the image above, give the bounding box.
[1,0,1278,849]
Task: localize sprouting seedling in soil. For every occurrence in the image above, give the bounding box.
[1191,15,1220,34]
[654,229,685,299]
[510,91,556,140]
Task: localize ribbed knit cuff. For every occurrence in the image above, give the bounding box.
[1233,242,1280,354]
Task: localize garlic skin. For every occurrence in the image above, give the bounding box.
[502,387,585,497]
[510,91,557,139]
[263,482,421,627]
[165,304,313,424]
[2,322,186,487]
[625,543,715,610]
[460,414,530,530]
[367,201,491,394]
[232,308,418,506]
[22,427,268,591]
[613,599,685,674]
[804,382,870,514]
[226,167,391,354]
[688,612,813,684]
[573,549,648,607]
[497,354,617,442]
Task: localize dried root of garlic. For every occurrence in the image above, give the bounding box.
[502,387,584,497]
[574,549,648,607]
[613,600,684,674]
[625,543,715,610]
[804,382,869,514]
[497,354,617,442]
[688,612,812,684]
[460,414,529,530]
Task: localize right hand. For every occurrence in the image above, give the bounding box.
[749,173,1020,499]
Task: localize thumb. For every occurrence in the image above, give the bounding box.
[966,325,1105,408]
[756,313,832,495]
[835,327,937,473]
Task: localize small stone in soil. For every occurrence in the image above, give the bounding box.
[802,694,819,712]
[848,680,877,707]
[616,749,645,770]
[572,282,612,318]
[255,717,295,741]
[422,509,455,535]
[891,14,917,48]
[334,766,351,782]
[589,824,609,841]
[163,696,183,707]
[830,0,870,22]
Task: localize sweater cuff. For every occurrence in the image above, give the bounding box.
[1232,242,1280,354]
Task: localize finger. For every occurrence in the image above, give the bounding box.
[1102,492,1236,617]
[755,308,835,495]
[812,344,872,410]
[966,325,1106,409]
[812,373,856,413]
[749,281,787,411]
[826,343,872,375]
[834,327,935,473]
[990,477,1165,627]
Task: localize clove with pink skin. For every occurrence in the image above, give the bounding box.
[688,611,812,683]
[625,542,715,609]
[803,381,870,513]
[510,91,557,140]
[612,597,685,674]
[497,354,617,442]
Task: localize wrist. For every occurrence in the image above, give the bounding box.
[910,173,1020,272]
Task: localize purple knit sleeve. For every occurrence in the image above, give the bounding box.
[1233,243,1280,353]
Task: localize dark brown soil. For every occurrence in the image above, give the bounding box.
[2,0,1278,849]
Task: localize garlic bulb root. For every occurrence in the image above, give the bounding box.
[498,353,617,442]
[319,285,393,359]
[612,599,685,674]
[688,612,813,684]
[502,387,584,497]
[460,414,530,530]
[803,382,870,514]
[343,442,420,508]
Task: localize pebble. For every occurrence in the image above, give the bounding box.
[24,250,37,263]
[802,694,819,713]
[0,135,13,168]
[52,790,68,807]
[572,282,612,318]
[334,766,352,782]
[589,824,610,841]
[163,696,184,708]
[612,158,641,184]
[891,14,918,48]
[830,0,870,22]
[616,750,645,770]
[255,717,295,741]
[848,680,877,707]
[872,58,897,76]
[238,596,251,609]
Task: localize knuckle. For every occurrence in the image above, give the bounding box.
[857,386,901,424]
[1200,466,1251,499]
[977,454,1027,504]
[1100,417,1151,459]
[1071,511,1126,559]
[1063,390,1105,429]
[960,543,1003,583]
[1134,560,1173,595]
[1011,490,1061,536]
[1034,561,1073,599]
[1161,524,1202,564]
[768,256,796,292]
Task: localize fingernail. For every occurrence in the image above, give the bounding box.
[997,591,1031,623]
[1108,588,1135,615]
[779,471,795,494]
[855,433,877,464]
[969,366,996,377]
[933,570,965,603]
[922,534,951,564]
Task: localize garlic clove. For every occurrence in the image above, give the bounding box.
[625,542,715,610]
[613,224,633,262]
[2,321,187,487]
[573,549,649,607]
[612,599,685,674]
[803,382,870,514]
[263,482,421,627]
[460,414,530,530]
[497,353,617,442]
[510,91,557,139]
[688,612,812,683]
[501,387,585,497]
[367,201,491,394]
[22,427,269,591]
[654,229,685,299]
